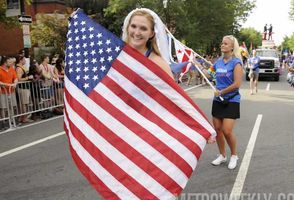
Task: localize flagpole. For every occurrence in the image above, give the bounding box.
[165,28,212,65]
[166,30,218,89]
[165,28,224,101]
[187,47,225,101]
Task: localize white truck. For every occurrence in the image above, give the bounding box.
[246,48,280,81]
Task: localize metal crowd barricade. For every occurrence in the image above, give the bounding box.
[0,85,16,131]
[0,79,64,132]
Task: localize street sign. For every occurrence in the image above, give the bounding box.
[22,24,31,48]
[22,24,30,35]
[18,15,32,23]
[23,35,31,48]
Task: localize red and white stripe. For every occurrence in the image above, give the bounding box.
[64,45,216,199]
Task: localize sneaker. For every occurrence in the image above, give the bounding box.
[211,154,227,166]
[228,155,239,170]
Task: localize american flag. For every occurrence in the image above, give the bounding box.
[64,9,216,199]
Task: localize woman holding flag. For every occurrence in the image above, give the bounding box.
[197,35,243,170]
[65,8,218,199]
[121,8,174,79]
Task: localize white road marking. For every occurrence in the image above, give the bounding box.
[266,83,270,91]
[0,115,63,135]
[0,131,65,158]
[229,114,263,200]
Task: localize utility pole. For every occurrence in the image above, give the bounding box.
[19,0,31,58]
[20,0,25,15]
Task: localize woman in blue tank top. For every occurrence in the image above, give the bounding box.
[198,35,243,170]
[248,50,260,94]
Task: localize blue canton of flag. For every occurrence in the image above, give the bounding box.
[65,10,124,95]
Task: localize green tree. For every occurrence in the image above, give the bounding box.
[65,0,108,15]
[281,34,294,50]
[65,0,110,30]
[0,0,31,27]
[238,27,262,51]
[168,0,255,54]
[103,0,255,54]
[29,0,255,57]
[290,0,294,20]
[30,12,69,54]
[0,0,19,27]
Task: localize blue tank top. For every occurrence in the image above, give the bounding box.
[249,56,260,72]
[213,57,242,103]
[145,48,152,58]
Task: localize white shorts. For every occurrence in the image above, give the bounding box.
[0,93,17,109]
[18,89,31,105]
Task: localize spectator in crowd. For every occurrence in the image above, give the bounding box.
[0,55,18,92]
[16,55,34,122]
[38,55,59,108]
[195,57,205,85]
[0,56,18,130]
[51,54,59,66]
[18,49,25,57]
[39,55,59,84]
[18,49,30,70]
[54,58,65,80]
[28,59,42,120]
[186,66,197,86]
[11,57,16,69]
[240,47,248,68]
[53,58,64,114]
[185,56,205,86]
[285,50,294,69]
[287,64,294,87]
[286,51,294,87]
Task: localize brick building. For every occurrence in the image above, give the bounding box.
[0,0,67,56]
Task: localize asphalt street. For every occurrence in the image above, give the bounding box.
[0,72,294,200]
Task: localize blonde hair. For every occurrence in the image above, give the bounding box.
[124,10,161,56]
[223,35,242,62]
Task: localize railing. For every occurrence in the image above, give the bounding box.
[0,79,64,132]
